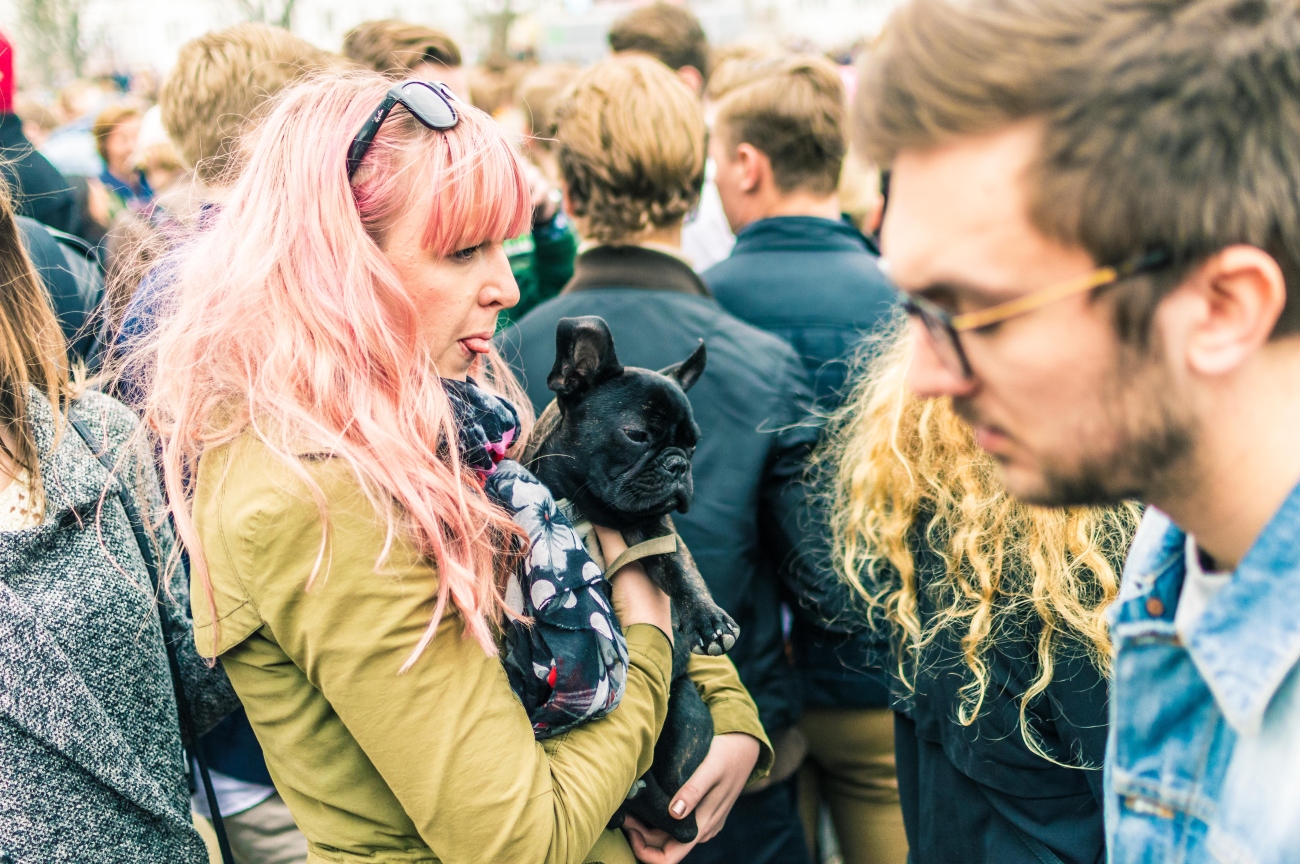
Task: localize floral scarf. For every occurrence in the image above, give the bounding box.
[444,377,628,738]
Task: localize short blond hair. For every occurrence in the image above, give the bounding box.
[714,55,846,197]
[159,23,336,184]
[555,55,705,243]
[341,19,462,77]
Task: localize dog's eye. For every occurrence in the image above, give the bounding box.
[622,427,650,444]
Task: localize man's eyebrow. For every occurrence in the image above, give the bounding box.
[913,279,1012,307]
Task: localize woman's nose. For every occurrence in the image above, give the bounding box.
[481,245,521,310]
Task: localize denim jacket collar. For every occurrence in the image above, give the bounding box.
[1118,482,1300,734]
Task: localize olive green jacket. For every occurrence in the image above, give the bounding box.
[192,433,771,864]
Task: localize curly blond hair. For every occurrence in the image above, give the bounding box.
[821,328,1139,764]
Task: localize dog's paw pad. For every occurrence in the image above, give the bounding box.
[689,610,741,656]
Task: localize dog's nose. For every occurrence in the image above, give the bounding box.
[664,455,689,476]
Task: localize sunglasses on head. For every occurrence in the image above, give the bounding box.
[346,80,460,180]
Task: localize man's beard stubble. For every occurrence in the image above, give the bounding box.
[954,347,1196,509]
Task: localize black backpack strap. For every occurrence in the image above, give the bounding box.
[66,410,235,864]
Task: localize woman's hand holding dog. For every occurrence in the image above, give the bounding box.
[622,732,762,863]
[594,524,673,642]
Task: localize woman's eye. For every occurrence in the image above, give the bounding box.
[451,243,483,262]
[623,428,649,444]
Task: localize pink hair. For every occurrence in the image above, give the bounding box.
[142,72,533,666]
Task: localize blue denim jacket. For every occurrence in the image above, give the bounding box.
[1106,484,1300,864]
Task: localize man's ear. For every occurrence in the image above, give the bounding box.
[676,65,704,96]
[735,143,767,195]
[660,340,707,392]
[548,316,623,400]
[1180,244,1289,376]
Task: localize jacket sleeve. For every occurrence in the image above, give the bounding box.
[687,653,775,784]
[223,455,673,864]
[757,351,873,634]
[91,389,240,737]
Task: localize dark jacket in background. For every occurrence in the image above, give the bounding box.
[0,389,240,864]
[703,215,898,710]
[17,215,104,363]
[0,113,79,236]
[889,521,1108,864]
[500,245,832,738]
[703,216,896,408]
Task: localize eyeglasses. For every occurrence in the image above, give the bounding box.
[346,81,460,180]
[900,249,1172,380]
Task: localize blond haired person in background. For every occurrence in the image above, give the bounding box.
[502,54,831,864]
[822,332,1139,864]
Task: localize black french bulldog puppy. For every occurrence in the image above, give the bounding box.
[525,316,741,842]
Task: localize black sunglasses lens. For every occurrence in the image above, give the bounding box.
[400,82,457,129]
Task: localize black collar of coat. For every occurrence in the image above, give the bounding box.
[561,244,713,298]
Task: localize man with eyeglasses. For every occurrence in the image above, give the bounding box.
[856,0,1300,861]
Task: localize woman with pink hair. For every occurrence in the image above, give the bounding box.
[139,71,765,864]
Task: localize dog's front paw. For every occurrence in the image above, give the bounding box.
[689,606,740,656]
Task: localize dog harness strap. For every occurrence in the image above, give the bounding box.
[604,535,679,577]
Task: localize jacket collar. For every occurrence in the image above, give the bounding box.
[732,215,876,256]
[1121,486,1300,734]
[562,244,712,298]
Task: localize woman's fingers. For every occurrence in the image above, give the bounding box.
[669,733,761,841]
[592,524,629,561]
[623,816,673,864]
[623,816,700,864]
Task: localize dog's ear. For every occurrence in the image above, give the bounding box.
[548,316,623,401]
[660,340,706,392]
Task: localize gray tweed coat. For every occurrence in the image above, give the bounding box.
[0,388,239,864]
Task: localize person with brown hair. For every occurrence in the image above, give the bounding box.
[0,169,239,863]
[856,0,1300,860]
[702,55,903,864]
[92,103,150,216]
[607,2,734,273]
[341,19,469,101]
[607,2,710,95]
[502,53,832,864]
